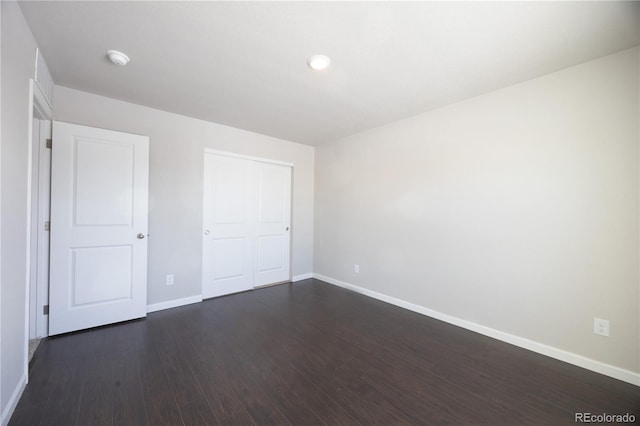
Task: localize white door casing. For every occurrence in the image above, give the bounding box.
[202,152,292,299]
[49,122,149,335]
[28,118,52,339]
[28,117,42,339]
[35,120,52,337]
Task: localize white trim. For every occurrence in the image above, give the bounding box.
[28,115,38,340]
[28,118,50,339]
[313,273,640,387]
[25,83,34,386]
[34,48,54,109]
[23,79,53,383]
[31,78,53,121]
[35,120,51,338]
[292,273,313,282]
[146,295,203,313]
[0,373,27,426]
[25,80,54,387]
[204,148,293,167]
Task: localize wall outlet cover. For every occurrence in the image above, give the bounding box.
[593,318,610,337]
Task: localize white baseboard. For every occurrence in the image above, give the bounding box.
[313,273,640,387]
[1,372,27,426]
[147,295,203,313]
[292,273,313,282]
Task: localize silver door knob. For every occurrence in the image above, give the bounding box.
[285,227,289,231]
[137,233,145,239]
[204,229,210,235]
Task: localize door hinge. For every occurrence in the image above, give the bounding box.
[43,305,49,315]
[46,138,52,149]
[44,221,50,231]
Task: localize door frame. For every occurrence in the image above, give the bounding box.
[204,149,294,168]
[202,148,294,297]
[26,79,53,374]
[28,115,51,339]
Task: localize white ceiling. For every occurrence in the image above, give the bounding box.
[19,1,640,146]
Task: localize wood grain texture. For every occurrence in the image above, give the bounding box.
[9,279,640,425]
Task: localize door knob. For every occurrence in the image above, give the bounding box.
[137,233,145,239]
[204,229,210,235]
[285,227,289,231]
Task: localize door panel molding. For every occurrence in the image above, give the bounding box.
[49,121,149,335]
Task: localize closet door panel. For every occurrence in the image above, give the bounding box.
[202,154,254,298]
[254,163,291,286]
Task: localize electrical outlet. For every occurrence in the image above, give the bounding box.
[594,318,610,337]
[166,274,174,286]
[354,264,360,274]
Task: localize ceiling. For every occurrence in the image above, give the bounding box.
[19,1,640,146]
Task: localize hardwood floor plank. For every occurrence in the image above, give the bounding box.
[199,301,293,426]
[157,341,220,425]
[235,349,326,425]
[194,298,356,425]
[264,362,360,426]
[37,354,87,426]
[220,299,417,424]
[184,342,257,425]
[138,345,185,426]
[76,375,113,426]
[112,357,149,426]
[9,280,640,426]
[5,399,48,426]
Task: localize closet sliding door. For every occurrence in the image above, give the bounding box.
[254,162,292,287]
[202,151,292,299]
[202,154,254,298]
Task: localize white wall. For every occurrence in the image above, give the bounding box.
[0,1,37,423]
[315,48,639,377]
[53,86,314,307]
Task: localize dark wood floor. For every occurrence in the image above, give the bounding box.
[10,279,639,425]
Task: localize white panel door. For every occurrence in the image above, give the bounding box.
[202,154,254,298]
[49,121,149,335]
[254,162,291,286]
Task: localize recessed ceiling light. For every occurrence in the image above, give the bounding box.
[307,54,331,71]
[107,50,130,66]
